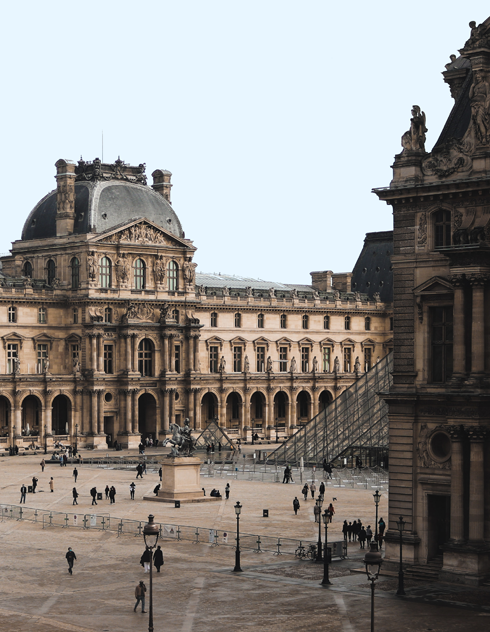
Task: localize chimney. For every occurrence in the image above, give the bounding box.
[310,270,333,291]
[332,273,352,293]
[151,169,173,203]
[55,159,76,236]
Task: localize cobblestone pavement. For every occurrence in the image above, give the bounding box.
[0,451,489,631]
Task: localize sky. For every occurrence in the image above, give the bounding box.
[1,2,489,284]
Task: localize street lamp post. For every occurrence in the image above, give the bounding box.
[396,515,406,596]
[321,509,332,585]
[44,424,47,455]
[364,544,383,632]
[373,490,381,550]
[143,514,160,632]
[234,501,243,572]
[275,418,279,444]
[316,495,323,562]
[75,423,78,454]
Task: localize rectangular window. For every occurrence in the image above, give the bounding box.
[430,306,453,383]
[279,347,288,372]
[301,347,309,372]
[8,307,16,323]
[175,344,181,374]
[37,344,48,373]
[364,348,372,372]
[73,308,78,324]
[103,344,114,374]
[233,346,242,372]
[322,347,330,372]
[209,346,219,373]
[71,344,79,365]
[256,346,265,372]
[343,347,352,373]
[7,343,18,373]
[38,307,46,324]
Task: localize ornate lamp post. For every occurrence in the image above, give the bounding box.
[143,514,159,632]
[75,423,78,454]
[364,544,383,632]
[396,515,406,596]
[316,495,324,562]
[44,424,47,455]
[373,490,381,549]
[233,501,243,572]
[321,509,332,585]
[275,417,279,443]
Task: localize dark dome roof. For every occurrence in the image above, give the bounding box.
[22,180,183,241]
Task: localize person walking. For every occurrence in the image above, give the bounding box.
[359,526,367,549]
[20,484,27,504]
[310,482,316,499]
[105,485,110,500]
[40,459,45,472]
[73,468,78,483]
[366,525,373,546]
[342,520,348,541]
[136,464,143,479]
[301,483,309,501]
[347,522,353,542]
[66,547,76,575]
[32,476,38,493]
[153,545,164,572]
[158,467,162,481]
[282,466,290,484]
[319,481,325,496]
[90,487,98,505]
[225,483,230,500]
[130,482,136,500]
[109,486,116,504]
[327,502,335,522]
[140,548,151,573]
[72,487,79,505]
[378,517,386,537]
[49,477,54,493]
[134,581,146,613]
[314,502,321,523]
[293,497,300,515]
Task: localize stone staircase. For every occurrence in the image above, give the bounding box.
[404,554,443,582]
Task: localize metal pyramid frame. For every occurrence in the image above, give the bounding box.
[194,419,234,451]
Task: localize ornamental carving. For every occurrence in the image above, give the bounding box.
[453,210,463,230]
[401,105,427,152]
[417,213,427,245]
[75,157,147,185]
[463,20,490,51]
[417,424,451,470]
[121,302,155,323]
[421,138,472,178]
[418,406,479,418]
[99,221,170,245]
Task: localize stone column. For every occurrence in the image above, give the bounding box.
[243,390,250,438]
[125,334,132,372]
[468,426,486,542]
[125,390,132,433]
[97,390,104,435]
[219,387,226,427]
[162,335,169,372]
[194,388,202,430]
[267,386,274,429]
[91,390,97,435]
[132,390,139,434]
[169,336,175,372]
[162,389,169,432]
[98,336,104,373]
[312,389,319,419]
[91,334,97,372]
[13,391,22,437]
[132,335,138,373]
[450,275,466,377]
[194,337,200,372]
[448,425,465,542]
[470,275,486,376]
[188,388,195,426]
[168,388,175,426]
[285,400,291,432]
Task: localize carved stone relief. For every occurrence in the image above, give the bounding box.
[99,221,171,245]
[417,212,427,245]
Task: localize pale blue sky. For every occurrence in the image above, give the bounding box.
[1,3,488,283]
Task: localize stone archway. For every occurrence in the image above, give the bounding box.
[22,395,42,436]
[138,393,157,442]
[52,395,71,436]
[201,392,218,424]
[0,396,11,438]
[225,392,242,430]
[250,391,266,431]
[296,391,311,424]
[319,390,333,412]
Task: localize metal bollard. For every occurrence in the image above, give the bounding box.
[255,535,263,553]
[274,538,283,556]
[194,528,200,544]
[177,526,182,541]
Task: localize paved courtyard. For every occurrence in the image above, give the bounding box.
[0,451,489,631]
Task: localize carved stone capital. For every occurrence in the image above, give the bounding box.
[450,273,466,287]
[447,424,466,442]
[467,426,487,442]
[468,273,490,286]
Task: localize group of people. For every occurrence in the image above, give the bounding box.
[301,481,327,500]
[282,466,294,483]
[342,517,386,549]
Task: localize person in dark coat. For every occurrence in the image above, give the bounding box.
[90,487,98,505]
[301,484,309,501]
[32,476,38,493]
[342,520,348,541]
[378,517,386,537]
[153,484,161,496]
[140,548,152,573]
[66,547,77,575]
[109,486,116,504]
[20,484,27,503]
[158,467,162,481]
[293,497,300,515]
[73,468,78,483]
[136,464,143,479]
[130,482,136,500]
[72,487,79,505]
[105,485,110,500]
[225,483,230,499]
[359,527,367,549]
[153,545,164,572]
[347,521,353,542]
[366,525,373,546]
[319,481,325,496]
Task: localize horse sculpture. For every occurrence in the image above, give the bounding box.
[162,420,195,457]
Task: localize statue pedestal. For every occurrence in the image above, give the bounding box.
[144,456,219,504]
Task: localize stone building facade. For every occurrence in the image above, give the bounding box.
[375,16,490,584]
[0,157,392,452]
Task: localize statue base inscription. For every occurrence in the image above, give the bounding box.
[144,457,219,504]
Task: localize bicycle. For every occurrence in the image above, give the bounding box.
[295,543,317,560]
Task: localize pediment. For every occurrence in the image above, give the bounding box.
[1,332,26,349]
[320,337,336,347]
[92,218,195,249]
[32,332,56,350]
[361,338,377,349]
[229,336,248,349]
[414,276,453,296]
[298,337,315,348]
[253,337,271,350]
[205,336,225,350]
[275,337,293,350]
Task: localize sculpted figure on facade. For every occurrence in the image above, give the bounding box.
[244,355,250,372]
[154,255,166,286]
[312,289,319,299]
[354,291,361,302]
[87,252,97,281]
[268,287,275,298]
[159,303,170,323]
[266,356,273,372]
[197,285,205,297]
[312,356,318,373]
[334,356,340,373]
[290,356,297,373]
[290,288,298,299]
[43,358,50,374]
[354,356,361,375]
[219,356,226,373]
[334,290,340,300]
[469,71,490,145]
[246,286,253,297]
[222,286,230,297]
[73,357,81,374]
[183,258,197,286]
[115,254,130,284]
[401,105,427,152]
[13,356,20,375]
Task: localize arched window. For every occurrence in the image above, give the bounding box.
[71,257,80,289]
[280,314,287,329]
[138,339,154,376]
[324,315,330,330]
[344,315,351,330]
[8,306,16,323]
[99,257,112,288]
[211,312,218,327]
[234,313,241,328]
[302,314,309,329]
[104,307,112,323]
[434,210,451,248]
[47,259,56,285]
[257,313,264,328]
[23,261,32,278]
[133,258,146,290]
[365,316,371,331]
[172,309,179,323]
[167,261,178,291]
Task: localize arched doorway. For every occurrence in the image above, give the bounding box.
[250,391,266,431]
[138,393,157,442]
[273,391,288,421]
[201,392,218,424]
[22,395,42,436]
[296,391,311,424]
[319,390,333,412]
[0,396,11,437]
[226,392,242,430]
[52,395,71,435]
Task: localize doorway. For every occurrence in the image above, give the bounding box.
[104,416,115,446]
[427,494,450,560]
